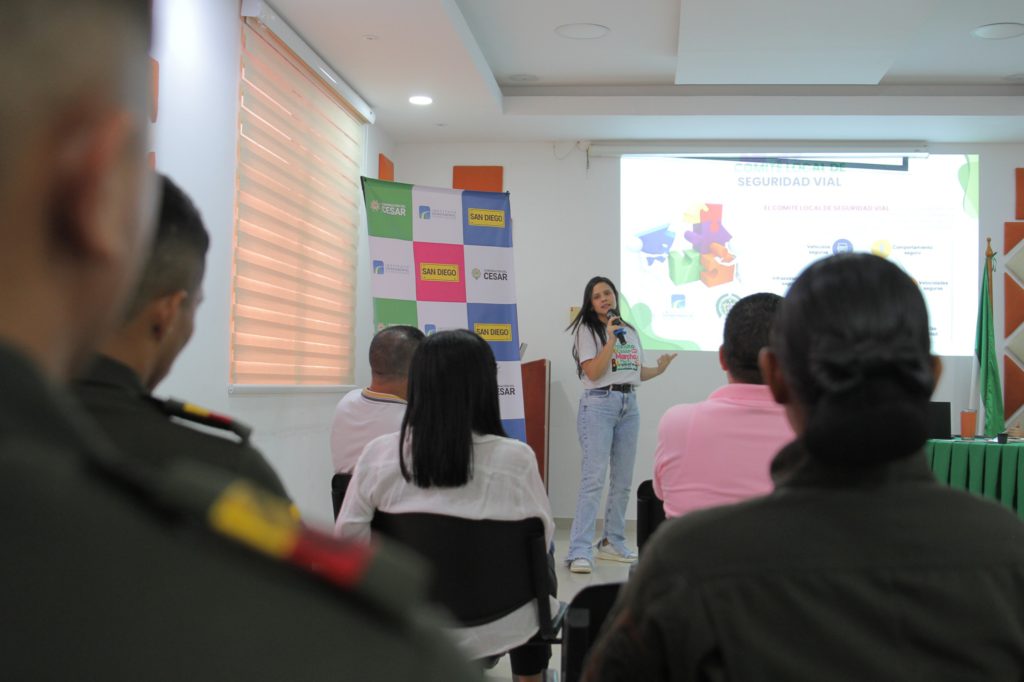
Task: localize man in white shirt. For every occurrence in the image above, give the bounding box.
[330,325,424,475]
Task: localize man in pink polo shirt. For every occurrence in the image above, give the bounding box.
[654,293,794,518]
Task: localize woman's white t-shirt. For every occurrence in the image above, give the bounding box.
[574,325,644,389]
[334,431,556,660]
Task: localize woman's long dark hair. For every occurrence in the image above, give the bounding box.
[399,329,506,488]
[566,275,635,379]
[773,253,935,464]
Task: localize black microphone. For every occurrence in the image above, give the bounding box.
[608,308,627,345]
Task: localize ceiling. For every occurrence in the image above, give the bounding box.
[271,0,1024,144]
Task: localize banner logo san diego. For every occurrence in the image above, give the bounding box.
[474,323,512,341]
[467,208,506,228]
[419,262,460,282]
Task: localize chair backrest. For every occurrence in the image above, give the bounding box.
[636,479,666,551]
[371,512,555,632]
[561,582,623,682]
[331,473,352,519]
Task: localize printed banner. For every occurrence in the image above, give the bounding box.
[363,177,526,442]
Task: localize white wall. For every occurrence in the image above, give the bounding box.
[151,0,393,530]
[393,142,1024,520]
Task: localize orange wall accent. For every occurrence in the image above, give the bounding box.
[1005,357,1024,424]
[1006,273,1024,336]
[1005,221,1024,255]
[1016,168,1023,220]
[453,165,503,192]
[378,154,394,181]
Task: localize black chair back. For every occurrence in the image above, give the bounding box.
[636,479,666,551]
[371,512,556,633]
[561,582,623,682]
[331,473,352,519]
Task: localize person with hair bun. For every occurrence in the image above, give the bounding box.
[585,254,1024,681]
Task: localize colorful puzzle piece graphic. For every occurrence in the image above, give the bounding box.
[709,242,734,263]
[668,249,702,285]
[677,204,735,286]
[701,204,722,229]
[699,252,735,287]
[683,204,731,254]
[682,203,709,224]
[684,223,732,254]
[637,224,675,264]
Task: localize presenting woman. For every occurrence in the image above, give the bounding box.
[336,329,555,682]
[566,276,676,574]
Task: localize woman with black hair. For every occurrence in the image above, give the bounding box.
[336,329,555,682]
[566,276,676,574]
[584,253,1024,681]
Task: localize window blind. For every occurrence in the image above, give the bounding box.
[232,20,365,386]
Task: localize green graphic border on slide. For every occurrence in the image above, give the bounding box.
[958,154,979,220]
[619,294,699,352]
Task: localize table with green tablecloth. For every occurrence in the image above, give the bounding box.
[926,439,1024,520]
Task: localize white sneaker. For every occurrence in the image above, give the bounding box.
[569,558,592,574]
[596,540,638,563]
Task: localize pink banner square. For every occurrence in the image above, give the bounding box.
[413,242,467,303]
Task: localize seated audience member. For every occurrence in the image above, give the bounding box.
[336,329,555,682]
[0,2,478,679]
[585,254,1024,681]
[653,292,793,517]
[331,325,424,475]
[74,175,288,498]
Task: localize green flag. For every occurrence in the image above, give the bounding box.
[976,252,1005,436]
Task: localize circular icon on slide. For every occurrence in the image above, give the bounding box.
[832,239,853,254]
[871,239,892,258]
[715,293,741,318]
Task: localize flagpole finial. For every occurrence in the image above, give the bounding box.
[986,237,994,259]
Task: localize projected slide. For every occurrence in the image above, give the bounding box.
[620,154,979,356]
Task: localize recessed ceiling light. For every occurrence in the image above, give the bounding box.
[971,22,1024,39]
[554,23,610,40]
[508,74,540,82]
[409,95,433,106]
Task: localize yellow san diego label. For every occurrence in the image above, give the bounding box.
[474,323,513,341]
[467,208,506,228]
[420,262,461,282]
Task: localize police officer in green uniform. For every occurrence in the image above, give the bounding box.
[0,2,479,680]
[74,175,289,499]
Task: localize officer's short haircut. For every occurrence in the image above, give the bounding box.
[0,1,151,187]
[369,326,426,379]
[123,175,209,319]
[722,292,782,384]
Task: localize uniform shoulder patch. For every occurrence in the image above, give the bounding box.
[150,397,253,443]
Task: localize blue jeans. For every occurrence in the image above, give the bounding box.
[567,388,640,561]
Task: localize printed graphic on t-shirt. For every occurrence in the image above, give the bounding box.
[611,343,640,373]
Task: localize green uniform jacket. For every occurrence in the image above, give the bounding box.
[73,355,288,498]
[587,440,1024,681]
[0,344,480,681]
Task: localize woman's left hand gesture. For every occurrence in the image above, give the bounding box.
[655,353,677,376]
[641,352,677,381]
